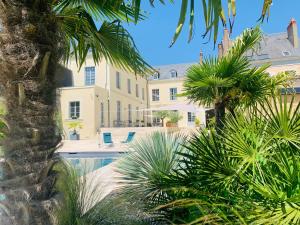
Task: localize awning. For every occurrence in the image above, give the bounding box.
[140,103,207,113]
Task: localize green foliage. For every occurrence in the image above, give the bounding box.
[183,27,272,109]
[183,27,292,130]
[129,0,272,46]
[119,94,300,224]
[117,132,187,208]
[153,111,170,120]
[194,117,200,126]
[67,121,83,132]
[53,0,152,73]
[55,163,150,225]
[59,1,273,47]
[167,111,183,124]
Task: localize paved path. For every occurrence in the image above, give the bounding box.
[57,139,128,153]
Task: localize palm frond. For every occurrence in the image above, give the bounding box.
[228,26,263,58]
[54,0,143,22]
[117,131,187,206]
[54,162,150,225]
[131,0,270,46]
[258,94,300,148]
[56,6,152,73]
[258,0,273,22]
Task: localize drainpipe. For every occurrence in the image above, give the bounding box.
[105,62,111,127]
[146,78,150,126]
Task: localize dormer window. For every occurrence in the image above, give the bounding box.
[170,70,177,78]
[153,72,160,80]
[282,51,291,56]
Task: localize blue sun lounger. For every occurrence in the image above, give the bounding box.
[121,132,136,144]
[103,132,114,146]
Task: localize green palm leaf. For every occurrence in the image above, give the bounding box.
[117,131,187,206]
[55,6,152,73]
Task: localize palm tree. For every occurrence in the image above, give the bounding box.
[182,27,291,131]
[117,132,187,209]
[166,94,300,224]
[118,94,300,224]
[0,1,151,224]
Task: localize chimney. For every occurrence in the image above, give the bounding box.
[218,44,223,58]
[199,50,203,64]
[222,28,231,54]
[287,18,298,48]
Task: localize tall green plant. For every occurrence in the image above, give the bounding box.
[55,163,150,225]
[119,94,300,224]
[172,94,300,224]
[182,27,292,131]
[167,111,183,124]
[118,132,187,209]
[153,111,170,127]
[0,1,151,224]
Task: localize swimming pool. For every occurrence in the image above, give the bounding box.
[60,152,124,175]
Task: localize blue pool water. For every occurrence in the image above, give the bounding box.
[60,152,124,175]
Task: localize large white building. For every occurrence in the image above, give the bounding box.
[57,19,300,140]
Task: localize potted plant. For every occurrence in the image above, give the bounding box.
[153,111,170,127]
[166,111,183,127]
[195,117,201,127]
[67,121,83,140]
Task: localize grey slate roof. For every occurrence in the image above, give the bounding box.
[149,32,300,82]
[245,32,300,65]
[149,62,196,81]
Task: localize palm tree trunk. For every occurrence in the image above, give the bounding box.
[214,102,226,132]
[0,2,61,225]
[228,106,236,118]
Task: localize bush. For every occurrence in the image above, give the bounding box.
[118,94,300,224]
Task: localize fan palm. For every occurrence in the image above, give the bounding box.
[119,94,300,224]
[0,1,151,224]
[117,132,187,209]
[182,27,292,130]
[168,94,300,224]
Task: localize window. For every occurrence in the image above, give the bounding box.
[170,88,177,100]
[152,111,160,125]
[170,70,177,78]
[69,101,80,119]
[116,72,121,89]
[153,72,160,80]
[117,101,121,121]
[100,102,104,127]
[282,51,291,56]
[142,88,145,100]
[128,104,132,122]
[152,89,160,101]
[187,112,195,122]
[85,67,95,85]
[127,79,131,94]
[136,84,139,97]
[136,107,139,121]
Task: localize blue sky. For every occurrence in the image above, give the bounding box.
[124,0,300,66]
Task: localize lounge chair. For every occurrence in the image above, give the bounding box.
[103,132,114,146]
[121,132,136,144]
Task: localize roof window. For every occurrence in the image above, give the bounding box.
[170,70,177,78]
[282,51,291,56]
[153,72,160,80]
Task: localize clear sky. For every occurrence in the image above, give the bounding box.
[124,0,300,66]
